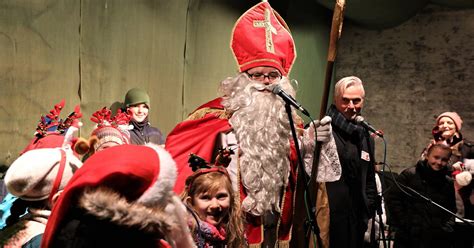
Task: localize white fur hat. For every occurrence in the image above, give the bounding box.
[5,147,82,201]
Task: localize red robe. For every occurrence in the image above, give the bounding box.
[165,97,298,246]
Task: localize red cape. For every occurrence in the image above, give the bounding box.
[166,98,231,194]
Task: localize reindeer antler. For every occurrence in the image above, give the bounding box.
[111,109,132,126]
[57,104,83,133]
[91,107,131,128]
[36,100,66,137]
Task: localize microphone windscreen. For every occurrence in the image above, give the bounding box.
[272,84,282,94]
[355,115,365,123]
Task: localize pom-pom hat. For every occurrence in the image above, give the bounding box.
[87,107,131,152]
[230,1,296,76]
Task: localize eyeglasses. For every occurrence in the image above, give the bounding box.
[246,72,282,82]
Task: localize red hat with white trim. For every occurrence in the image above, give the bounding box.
[230,1,297,76]
[41,144,195,248]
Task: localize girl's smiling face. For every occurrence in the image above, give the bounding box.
[426,146,451,171]
[191,186,230,226]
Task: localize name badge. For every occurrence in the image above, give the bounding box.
[361,151,370,162]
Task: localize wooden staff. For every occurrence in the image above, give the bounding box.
[291,1,346,247]
[309,1,346,247]
[319,0,346,118]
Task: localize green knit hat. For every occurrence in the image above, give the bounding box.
[124,88,150,107]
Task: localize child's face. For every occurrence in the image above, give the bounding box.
[191,186,230,226]
[127,103,149,122]
[426,147,450,171]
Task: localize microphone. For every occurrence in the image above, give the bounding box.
[354,116,383,137]
[272,84,311,117]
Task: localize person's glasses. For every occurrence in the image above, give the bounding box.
[247,72,282,82]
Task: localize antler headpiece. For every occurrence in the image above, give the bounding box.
[35,100,82,138]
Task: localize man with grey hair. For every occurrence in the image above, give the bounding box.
[323,76,377,248]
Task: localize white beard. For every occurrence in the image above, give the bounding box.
[219,74,297,216]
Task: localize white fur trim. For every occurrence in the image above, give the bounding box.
[137,143,177,207]
[164,195,196,248]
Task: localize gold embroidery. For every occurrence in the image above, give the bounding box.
[278,240,290,248]
[253,8,277,54]
[186,108,229,121]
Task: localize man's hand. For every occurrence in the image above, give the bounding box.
[308,116,332,143]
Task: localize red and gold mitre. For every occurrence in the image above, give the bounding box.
[230,1,296,76]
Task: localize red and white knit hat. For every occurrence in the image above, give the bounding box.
[75,107,132,154]
[230,1,296,76]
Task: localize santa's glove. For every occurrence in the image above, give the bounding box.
[309,116,332,143]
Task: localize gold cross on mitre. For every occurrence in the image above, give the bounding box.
[253,5,277,54]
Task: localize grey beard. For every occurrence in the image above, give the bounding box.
[224,79,293,216]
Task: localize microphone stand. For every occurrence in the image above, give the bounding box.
[397,181,474,226]
[376,136,388,248]
[284,103,322,248]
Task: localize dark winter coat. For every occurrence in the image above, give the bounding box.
[129,118,164,145]
[391,160,456,248]
[326,105,377,248]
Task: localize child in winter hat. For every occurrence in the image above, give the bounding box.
[74,107,131,157]
[1,126,82,247]
[42,144,195,248]
[0,100,82,247]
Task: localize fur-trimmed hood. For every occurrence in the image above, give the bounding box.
[79,187,173,237]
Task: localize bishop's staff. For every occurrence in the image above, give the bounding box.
[309,0,346,247]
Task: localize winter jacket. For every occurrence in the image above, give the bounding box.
[1,208,49,248]
[391,160,456,248]
[129,119,164,145]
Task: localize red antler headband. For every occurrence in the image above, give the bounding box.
[185,153,231,191]
[36,100,82,137]
[90,107,131,128]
